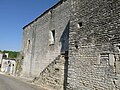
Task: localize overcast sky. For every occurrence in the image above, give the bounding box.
[0,0,59,51]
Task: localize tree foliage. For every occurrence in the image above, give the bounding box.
[1,50,19,58]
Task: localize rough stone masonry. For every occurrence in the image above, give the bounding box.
[22,0,120,90]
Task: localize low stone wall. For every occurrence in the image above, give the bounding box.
[67,45,120,90]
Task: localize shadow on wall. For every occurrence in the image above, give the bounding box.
[59,21,70,90]
[63,52,68,90]
[60,21,70,53]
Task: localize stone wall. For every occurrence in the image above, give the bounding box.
[67,0,120,90]
[22,0,70,77]
[22,0,120,89]
[22,27,33,76]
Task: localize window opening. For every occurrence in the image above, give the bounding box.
[28,40,30,44]
[27,40,31,52]
[77,22,82,28]
[118,46,120,49]
[49,30,55,45]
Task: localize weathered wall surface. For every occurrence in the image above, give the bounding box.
[67,0,120,90]
[22,0,120,89]
[22,27,34,76]
[22,0,70,77]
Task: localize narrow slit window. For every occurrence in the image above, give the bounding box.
[118,46,120,49]
[49,30,55,45]
[28,40,30,44]
[77,22,82,28]
[27,40,31,51]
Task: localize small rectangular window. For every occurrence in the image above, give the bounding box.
[77,22,82,28]
[49,30,55,45]
[28,40,30,44]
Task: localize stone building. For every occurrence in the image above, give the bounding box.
[0,53,9,68]
[1,59,16,75]
[0,52,3,67]
[22,0,120,90]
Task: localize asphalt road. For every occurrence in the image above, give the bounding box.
[0,73,45,90]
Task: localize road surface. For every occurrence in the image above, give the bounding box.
[0,73,45,90]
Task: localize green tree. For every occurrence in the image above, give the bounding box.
[2,50,19,58]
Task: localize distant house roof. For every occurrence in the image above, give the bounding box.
[23,0,67,30]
